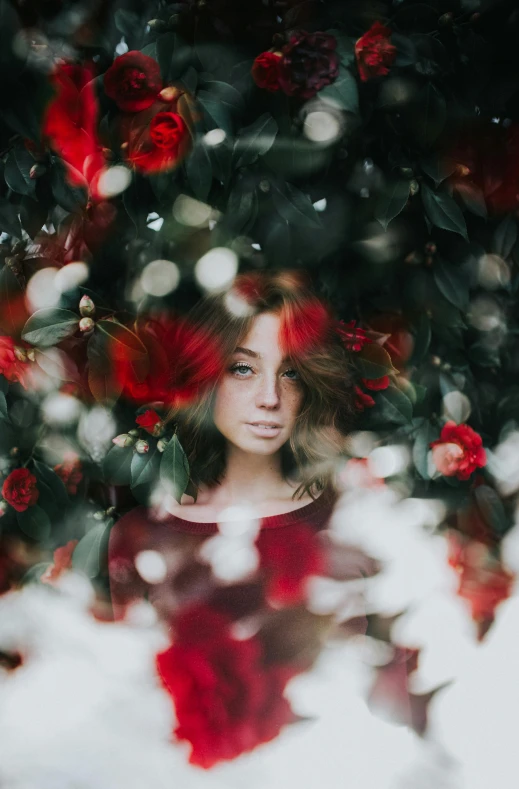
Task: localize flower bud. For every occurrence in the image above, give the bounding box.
[409,180,420,196]
[147,18,166,31]
[79,317,95,332]
[158,86,182,102]
[93,510,105,521]
[112,433,135,448]
[30,163,47,179]
[13,347,28,363]
[424,242,436,255]
[157,438,169,453]
[106,506,116,516]
[135,439,150,454]
[0,501,7,517]
[79,294,95,317]
[26,349,36,362]
[128,429,140,437]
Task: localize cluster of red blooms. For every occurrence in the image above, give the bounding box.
[41,50,192,199]
[335,319,391,409]
[252,22,396,96]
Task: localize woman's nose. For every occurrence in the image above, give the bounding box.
[256,374,280,409]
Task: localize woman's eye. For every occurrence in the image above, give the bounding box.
[230,363,253,376]
[283,368,300,380]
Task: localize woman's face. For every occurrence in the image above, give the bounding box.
[212,312,304,456]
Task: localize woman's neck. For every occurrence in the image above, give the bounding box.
[205,445,291,507]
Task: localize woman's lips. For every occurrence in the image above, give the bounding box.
[246,423,283,438]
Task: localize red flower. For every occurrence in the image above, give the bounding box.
[2,468,39,513]
[104,51,162,112]
[53,455,83,495]
[0,337,33,389]
[336,320,372,352]
[41,540,78,584]
[362,375,390,391]
[430,421,486,481]
[278,30,339,99]
[279,299,332,357]
[448,533,514,634]
[42,61,106,199]
[256,523,324,606]
[355,21,396,82]
[113,314,223,408]
[156,604,296,768]
[354,385,375,411]
[123,94,192,174]
[135,409,163,435]
[252,52,282,91]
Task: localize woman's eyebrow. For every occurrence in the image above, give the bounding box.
[234,346,260,358]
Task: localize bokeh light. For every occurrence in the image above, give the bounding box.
[173,195,213,227]
[304,110,341,143]
[97,166,132,198]
[26,267,60,311]
[54,262,90,293]
[140,260,180,297]
[194,247,238,292]
[134,551,168,584]
[203,129,227,146]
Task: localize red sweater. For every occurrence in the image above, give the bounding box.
[108,488,337,621]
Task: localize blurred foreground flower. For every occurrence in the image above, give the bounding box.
[41,540,78,584]
[256,523,324,606]
[156,603,296,768]
[53,455,83,495]
[0,337,33,389]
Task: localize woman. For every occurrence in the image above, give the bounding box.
[108,271,362,767]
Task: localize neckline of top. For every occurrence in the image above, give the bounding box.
[162,487,335,534]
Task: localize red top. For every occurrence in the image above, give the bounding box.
[108,488,337,620]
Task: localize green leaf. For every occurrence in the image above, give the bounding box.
[409,313,431,365]
[319,70,358,113]
[131,448,160,488]
[415,83,446,146]
[328,31,356,67]
[272,182,322,229]
[0,391,8,420]
[474,486,509,536]
[97,320,147,359]
[492,216,517,259]
[86,330,125,403]
[102,445,133,485]
[4,147,36,197]
[160,434,190,502]
[377,385,413,424]
[185,142,213,201]
[0,264,24,334]
[265,218,291,268]
[114,8,140,38]
[356,344,397,379]
[374,179,410,230]
[17,506,51,541]
[225,179,257,233]
[198,81,244,135]
[455,182,487,219]
[73,523,109,578]
[420,155,457,186]
[21,309,79,347]
[0,196,22,238]
[433,258,469,311]
[421,184,468,240]
[234,113,278,169]
[413,420,436,479]
[50,164,87,213]
[33,460,69,509]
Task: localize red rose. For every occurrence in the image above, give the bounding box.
[0,337,33,389]
[113,314,223,408]
[355,21,396,82]
[278,31,339,99]
[123,98,191,174]
[252,52,282,91]
[256,523,324,606]
[135,409,163,435]
[53,455,83,495]
[41,540,78,584]
[430,421,486,481]
[2,468,39,513]
[156,604,296,768]
[336,320,373,352]
[104,51,162,112]
[42,62,106,199]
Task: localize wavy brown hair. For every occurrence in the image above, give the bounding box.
[169,271,356,498]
